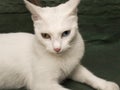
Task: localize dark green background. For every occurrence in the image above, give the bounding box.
[0,0,120,90]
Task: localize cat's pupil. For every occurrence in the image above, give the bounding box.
[41,33,51,39]
[62,30,71,38]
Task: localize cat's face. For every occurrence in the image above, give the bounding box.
[34,12,78,54]
[24,0,80,54]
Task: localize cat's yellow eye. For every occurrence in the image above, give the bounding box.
[62,30,71,38]
[41,33,51,39]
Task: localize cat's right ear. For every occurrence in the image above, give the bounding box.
[24,0,42,21]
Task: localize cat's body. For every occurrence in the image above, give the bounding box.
[0,0,119,90]
[0,32,84,89]
[0,33,34,88]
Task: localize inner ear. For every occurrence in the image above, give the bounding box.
[32,15,40,21]
[70,9,78,16]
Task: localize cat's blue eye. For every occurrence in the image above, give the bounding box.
[62,30,71,38]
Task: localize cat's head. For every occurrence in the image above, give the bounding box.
[24,0,81,54]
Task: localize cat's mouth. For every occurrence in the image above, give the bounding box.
[48,51,62,56]
[54,50,62,54]
[55,52,65,56]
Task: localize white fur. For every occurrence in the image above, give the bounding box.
[0,0,119,90]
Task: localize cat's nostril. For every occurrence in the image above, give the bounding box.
[54,48,61,52]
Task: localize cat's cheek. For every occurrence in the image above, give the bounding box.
[46,48,57,54]
[45,42,54,53]
[61,43,70,53]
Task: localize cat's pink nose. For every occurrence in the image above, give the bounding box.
[54,48,61,52]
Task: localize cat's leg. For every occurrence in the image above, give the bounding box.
[31,81,70,90]
[70,65,120,90]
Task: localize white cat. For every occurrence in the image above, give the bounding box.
[0,0,119,90]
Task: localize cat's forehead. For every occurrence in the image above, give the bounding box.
[40,6,66,22]
[39,18,71,34]
[39,7,72,31]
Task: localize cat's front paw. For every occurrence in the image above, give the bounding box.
[98,81,120,90]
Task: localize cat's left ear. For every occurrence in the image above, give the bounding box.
[58,0,81,16]
[24,0,42,21]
